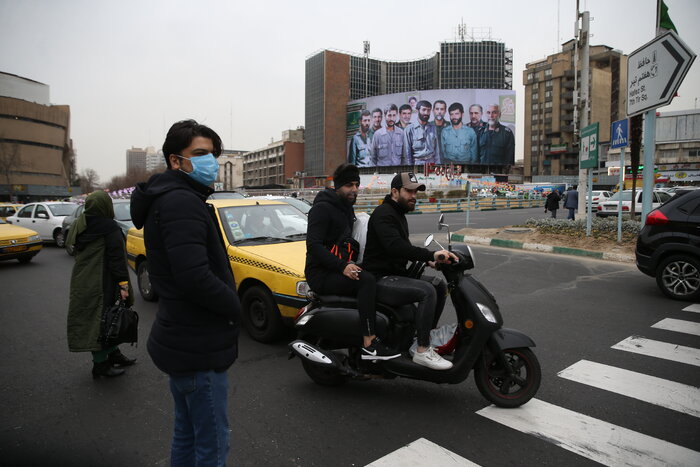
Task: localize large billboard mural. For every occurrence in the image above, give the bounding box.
[347,89,515,168]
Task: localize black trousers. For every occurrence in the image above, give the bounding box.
[375,274,447,347]
[314,270,377,336]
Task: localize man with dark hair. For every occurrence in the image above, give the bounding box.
[371,104,405,166]
[441,102,478,164]
[432,100,449,148]
[348,110,372,168]
[397,104,413,130]
[479,104,515,166]
[131,119,241,465]
[369,108,383,139]
[306,163,399,360]
[363,172,457,370]
[404,100,440,164]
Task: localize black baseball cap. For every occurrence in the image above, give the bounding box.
[391,172,426,191]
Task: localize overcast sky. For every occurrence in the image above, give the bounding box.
[1,0,698,182]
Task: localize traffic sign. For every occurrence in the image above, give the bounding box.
[579,123,599,169]
[610,119,629,149]
[627,31,696,116]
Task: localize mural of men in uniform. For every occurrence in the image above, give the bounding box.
[440,103,477,164]
[479,104,515,166]
[404,100,439,165]
[369,108,383,138]
[467,104,488,133]
[397,104,413,130]
[432,100,449,148]
[371,104,405,166]
[348,110,373,168]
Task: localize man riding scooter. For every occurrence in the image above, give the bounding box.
[362,172,458,370]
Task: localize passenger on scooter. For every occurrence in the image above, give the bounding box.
[363,172,458,370]
[305,163,401,360]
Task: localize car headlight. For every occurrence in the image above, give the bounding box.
[476,302,498,323]
[28,235,40,241]
[296,281,310,297]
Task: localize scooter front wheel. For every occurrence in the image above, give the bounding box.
[474,347,541,408]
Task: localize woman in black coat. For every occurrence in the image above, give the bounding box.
[545,190,561,218]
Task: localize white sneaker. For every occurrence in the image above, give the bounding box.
[412,347,453,370]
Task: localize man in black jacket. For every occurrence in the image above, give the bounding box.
[131,120,241,465]
[363,172,457,370]
[305,163,399,360]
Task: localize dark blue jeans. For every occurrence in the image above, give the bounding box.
[567,208,575,220]
[169,370,230,467]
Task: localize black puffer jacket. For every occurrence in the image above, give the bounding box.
[305,188,355,290]
[362,195,434,277]
[130,169,240,375]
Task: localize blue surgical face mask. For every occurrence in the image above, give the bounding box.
[177,153,218,187]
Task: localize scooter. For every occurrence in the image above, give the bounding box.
[289,215,541,408]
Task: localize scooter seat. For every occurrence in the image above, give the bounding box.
[316,295,416,322]
[316,294,357,307]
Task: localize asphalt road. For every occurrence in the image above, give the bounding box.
[407,206,545,234]
[1,244,698,466]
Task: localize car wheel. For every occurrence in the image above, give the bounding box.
[18,255,33,264]
[241,285,283,343]
[137,260,158,302]
[54,229,65,248]
[656,255,700,301]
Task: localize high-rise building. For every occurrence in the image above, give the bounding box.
[305,38,513,177]
[126,147,147,173]
[242,128,304,187]
[145,146,166,172]
[523,40,627,178]
[0,71,76,201]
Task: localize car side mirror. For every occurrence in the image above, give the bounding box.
[36,213,49,219]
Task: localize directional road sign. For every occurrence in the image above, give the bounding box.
[580,123,599,169]
[627,31,696,116]
[611,119,629,149]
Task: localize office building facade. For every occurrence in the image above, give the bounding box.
[0,72,77,201]
[126,147,147,173]
[242,129,304,187]
[305,39,513,177]
[523,40,626,178]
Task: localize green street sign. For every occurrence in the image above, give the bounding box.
[579,122,599,169]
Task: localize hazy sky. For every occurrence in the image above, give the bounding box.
[1,0,698,182]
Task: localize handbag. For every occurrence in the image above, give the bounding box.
[100,299,139,347]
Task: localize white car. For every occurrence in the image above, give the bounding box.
[6,202,78,245]
[596,190,672,217]
[585,190,612,207]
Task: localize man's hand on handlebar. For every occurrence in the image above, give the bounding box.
[343,263,363,280]
[433,249,459,264]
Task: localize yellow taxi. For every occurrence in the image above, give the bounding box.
[0,218,43,263]
[0,203,23,221]
[126,198,309,342]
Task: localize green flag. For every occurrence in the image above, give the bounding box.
[659,0,678,33]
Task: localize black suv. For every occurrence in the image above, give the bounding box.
[636,189,700,300]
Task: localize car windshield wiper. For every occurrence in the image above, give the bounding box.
[284,233,307,239]
[233,236,292,245]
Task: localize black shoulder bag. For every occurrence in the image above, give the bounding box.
[100,299,139,347]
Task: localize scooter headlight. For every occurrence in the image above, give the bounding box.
[296,314,313,326]
[477,302,498,323]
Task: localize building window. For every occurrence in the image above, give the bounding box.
[544,69,552,77]
[532,92,539,101]
[690,149,700,157]
[531,103,539,111]
[531,134,539,142]
[527,72,534,80]
[531,114,539,122]
[544,101,553,109]
[531,145,538,153]
[544,90,552,98]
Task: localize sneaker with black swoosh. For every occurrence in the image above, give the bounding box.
[361,337,401,360]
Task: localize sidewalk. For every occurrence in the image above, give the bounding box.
[450,229,636,263]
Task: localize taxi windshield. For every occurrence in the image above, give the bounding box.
[218,204,307,245]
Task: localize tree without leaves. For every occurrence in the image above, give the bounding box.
[629,114,643,217]
[79,168,100,194]
[106,168,157,192]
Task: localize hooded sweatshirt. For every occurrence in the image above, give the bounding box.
[130,169,240,375]
[304,188,356,290]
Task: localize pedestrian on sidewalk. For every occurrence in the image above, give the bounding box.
[66,190,136,379]
[545,190,561,218]
[563,186,578,220]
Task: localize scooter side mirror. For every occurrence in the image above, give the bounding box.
[437,213,445,230]
[424,234,434,247]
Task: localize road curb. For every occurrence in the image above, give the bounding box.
[451,233,634,263]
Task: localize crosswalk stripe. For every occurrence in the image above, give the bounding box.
[558,360,700,418]
[652,318,700,337]
[612,336,700,367]
[683,304,700,313]
[477,398,700,467]
[365,438,479,466]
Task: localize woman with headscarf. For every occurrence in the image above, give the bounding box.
[66,191,136,379]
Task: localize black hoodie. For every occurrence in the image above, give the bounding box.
[130,169,240,375]
[304,188,356,290]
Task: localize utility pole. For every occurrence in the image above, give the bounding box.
[363,41,370,98]
[577,8,591,219]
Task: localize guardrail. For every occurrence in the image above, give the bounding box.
[353,197,543,214]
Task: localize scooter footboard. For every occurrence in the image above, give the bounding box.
[489,328,536,350]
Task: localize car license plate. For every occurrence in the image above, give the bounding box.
[4,245,27,253]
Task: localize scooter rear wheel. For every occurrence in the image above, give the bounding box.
[474,347,541,408]
[301,358,349,386]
